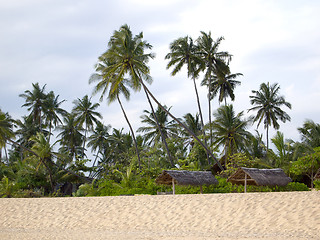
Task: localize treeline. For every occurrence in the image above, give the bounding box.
[1,25,320,197]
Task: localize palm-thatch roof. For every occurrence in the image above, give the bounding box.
[227,167,292,187]
[155,170,218,186]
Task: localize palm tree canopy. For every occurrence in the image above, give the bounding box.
[165,36,202,78]
[72,95,102,130]
[0,110,15,148]
[298,120,320,148]
[211,104,253,155]
[137,105,178,145]
[99,24,155,93]
[248,82,291,130]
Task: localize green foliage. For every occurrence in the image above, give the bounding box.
[314,180,320,190]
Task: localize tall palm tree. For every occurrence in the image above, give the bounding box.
[94,24,177,166]
[211,104,253,166]
[197,32,232,143]
[165,36,205,128]
[72,95,102,157]
[89,56,143,168]
[248,82,291,150]
[43,91,67,142]
[19,82,47,130]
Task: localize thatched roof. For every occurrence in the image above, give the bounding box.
[155,170,218,186]
[227,167,292,187]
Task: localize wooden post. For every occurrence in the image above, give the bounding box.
[244,173,247,193]
[172,178,175,195]
[200,185,203,194]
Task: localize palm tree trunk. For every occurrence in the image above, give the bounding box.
[117,95,141,169]
[266,125,269,151]
[139,79,223,171]
[208,87,213,146]
[89,152,100,178]
[82,126,88,158]
[143,89,174,167]
[193,77,211,165]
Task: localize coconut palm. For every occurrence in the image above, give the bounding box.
[197,32,232,143]
[72,95,102,157]
[210,72,242,105]
[211,104,253,166]
[57,113,84,161]
[42,91,67,142]
[137,105,178,166]
[298,120,320,148]
[19,83,47,130]
[165,36,205,128]
[89,57,142,168]
[248,82,291,150]
[0,110,15,160]
[181,113,202,148]
[87,122,111,177]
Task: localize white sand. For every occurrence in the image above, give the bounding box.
[0,191,319,239]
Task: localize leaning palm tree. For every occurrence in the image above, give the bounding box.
[72,95,102,157]
[248,82,291,150]
[89,56,142,168]
[211,104,253,166]
[181,113,202,148]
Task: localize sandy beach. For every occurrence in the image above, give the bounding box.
[0,191,319,239]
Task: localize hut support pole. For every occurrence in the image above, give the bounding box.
[200,185,203,194]
[172,178,175,195]
[244,173,247,193]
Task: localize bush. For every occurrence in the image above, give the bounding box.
[278,182,310,192]
[313,180,320,190]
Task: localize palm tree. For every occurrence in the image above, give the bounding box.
[298,120,320,148]
[181,113,202,148]
[197,32,232,143]
[210,72,243,105]
[72,95,102,157]
[248,82,292,150]
[0,110,15,160]
[57,113,84,161]
[43,91,67,142]
[89,57,143,168]
[87,122,111,177]
[165,36,205,128]
[137,105,178,166]
[211,104,253,166]
[19,82,47,130]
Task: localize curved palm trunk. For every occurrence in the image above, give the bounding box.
[89,151,100,178]
[208,85,213,146]
[143,89,174,167]
[117,95,141,169]
[193,77,211,165]
[139,79,223,171]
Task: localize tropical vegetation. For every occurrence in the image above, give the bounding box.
[0,24,318,198]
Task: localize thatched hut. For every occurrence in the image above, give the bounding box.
[227,167,292,192]
[155,170,218,194]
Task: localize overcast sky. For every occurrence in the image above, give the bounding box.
[1,0,320,144]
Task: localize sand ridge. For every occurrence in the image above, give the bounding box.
[0,191,319,239]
